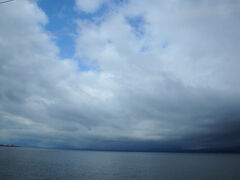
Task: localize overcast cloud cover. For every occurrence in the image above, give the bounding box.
[0,0,240,152]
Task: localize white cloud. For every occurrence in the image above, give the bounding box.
[1,0,240,150]
[73,0,240,149]
[76,0,240,91]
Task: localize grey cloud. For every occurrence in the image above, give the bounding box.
[0,0,240,152]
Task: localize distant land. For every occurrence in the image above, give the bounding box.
[54,146,240,154]
[1,144,240,153]
[0,144,20,147]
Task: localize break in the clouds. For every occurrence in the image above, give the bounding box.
[0,0,240,152]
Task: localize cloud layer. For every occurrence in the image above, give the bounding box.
[0,0,240,152]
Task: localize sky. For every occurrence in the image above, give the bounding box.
[0,0,240,152]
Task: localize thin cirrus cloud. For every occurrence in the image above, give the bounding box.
[75,0,110,13]
[0,0,240,152]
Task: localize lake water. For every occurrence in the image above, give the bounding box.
[0,147,240,180]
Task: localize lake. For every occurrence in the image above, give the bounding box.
[0,147,240,180]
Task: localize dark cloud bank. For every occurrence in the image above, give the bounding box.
[1,0,240,153]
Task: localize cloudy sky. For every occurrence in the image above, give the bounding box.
[0,0,240,152]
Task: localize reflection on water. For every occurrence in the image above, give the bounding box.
[0,147,240,180]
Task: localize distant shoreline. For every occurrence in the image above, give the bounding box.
[0,144,20,147]
[1,145,240,154]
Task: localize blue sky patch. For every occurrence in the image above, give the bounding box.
[38,0,77,59]
[126,16,146,38]
[37,0,111,59]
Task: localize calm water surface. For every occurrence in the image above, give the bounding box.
[0,147,240,180]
